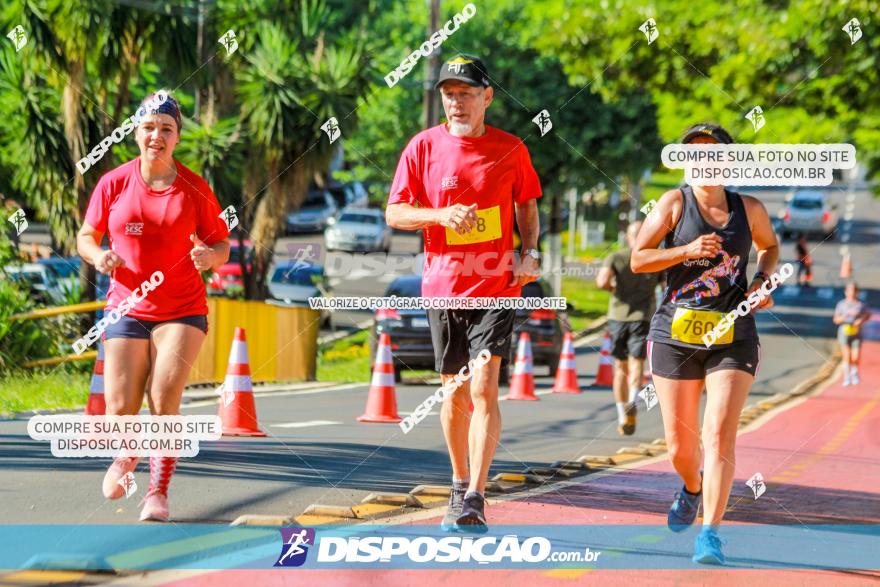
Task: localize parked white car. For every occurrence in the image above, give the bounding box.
[324,209,391,253]
[778,190,838,239]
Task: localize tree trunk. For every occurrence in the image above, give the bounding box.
[246,160,311,300]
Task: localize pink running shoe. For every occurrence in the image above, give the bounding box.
[102,457,140,500]
[139,489,170,522]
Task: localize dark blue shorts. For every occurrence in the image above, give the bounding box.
[103,314,208,340]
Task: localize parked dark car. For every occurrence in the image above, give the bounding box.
[370,275,434,382]
[370,275,565,384]
[501,280,565,385]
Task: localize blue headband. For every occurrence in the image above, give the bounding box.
[135,91,181,130]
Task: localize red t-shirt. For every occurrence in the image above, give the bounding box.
[388,124,541,297]
[85,158,230,321]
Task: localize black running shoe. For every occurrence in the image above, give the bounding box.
[455,492,488,534]
[441,487,466,532]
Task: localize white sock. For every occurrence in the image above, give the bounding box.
[850,365,858,376]
[629,387,641,406]
[616,402,627,422]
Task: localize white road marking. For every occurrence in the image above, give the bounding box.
[272,420,342,428]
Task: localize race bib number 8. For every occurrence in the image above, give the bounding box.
[671,307,733,345]
[445,205,502,245]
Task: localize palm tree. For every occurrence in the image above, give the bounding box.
[234,2,373,299]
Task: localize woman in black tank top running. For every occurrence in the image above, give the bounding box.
[630,123,780,565]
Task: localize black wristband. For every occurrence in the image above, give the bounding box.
[753,271,769,284]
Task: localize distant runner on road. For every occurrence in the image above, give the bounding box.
[795,233,812,286]
[631,123,779,565]
[597,221,664,436]
[833,282,871,386]
[385,54,542,533]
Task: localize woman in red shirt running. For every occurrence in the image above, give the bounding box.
[76,90,230,521]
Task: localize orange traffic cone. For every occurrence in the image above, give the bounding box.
[840,253,852,279]
[85,342,106,415]
[218,328,266,436]
[358,333,402,423]
[505,332,539,401]
[552,332,581,394]
[592,331,614,387]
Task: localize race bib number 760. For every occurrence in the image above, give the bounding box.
[671,307,733,345]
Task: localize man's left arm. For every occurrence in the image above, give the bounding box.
[511,198,541,286]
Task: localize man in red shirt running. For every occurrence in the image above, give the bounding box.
[77,91,230,522]
[386,54,542,533]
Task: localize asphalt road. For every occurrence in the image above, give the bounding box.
[3,182,877,526]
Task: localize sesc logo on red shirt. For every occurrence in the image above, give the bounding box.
[125,222,144,235]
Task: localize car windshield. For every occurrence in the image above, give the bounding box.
[10,271,46,287]
[792,198,823,210]
[44,260,79,278]
[272,266,320,286]
[302,191,328,208]
[338,213,378,225]
[386,278,421,297]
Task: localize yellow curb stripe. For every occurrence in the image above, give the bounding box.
[4,571,87,583]
[294,514,351,525]
[351,504,401,518]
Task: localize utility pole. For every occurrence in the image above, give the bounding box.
[423,0,441,130]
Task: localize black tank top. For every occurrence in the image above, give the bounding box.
[649,185,758,348]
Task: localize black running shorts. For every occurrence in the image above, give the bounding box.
[427,309,515,374]
[608,320,650,361]
[648,339,760,379]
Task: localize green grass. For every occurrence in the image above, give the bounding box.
[561,275,609,332]
[316,329,372,383]
[0,370,91,413]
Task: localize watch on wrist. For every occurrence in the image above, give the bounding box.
[522,248,541,262]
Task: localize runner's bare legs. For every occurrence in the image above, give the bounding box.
[440,355,502,494]
[701,369,752,526]
[103,338,151,415]
[467,356,502,494]
[441,377,471,481]
[653,374,703,493]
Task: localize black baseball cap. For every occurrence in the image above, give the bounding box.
[681,123,734,144]
[435,54,490,89]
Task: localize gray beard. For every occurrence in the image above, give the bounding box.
[447,121,473,136]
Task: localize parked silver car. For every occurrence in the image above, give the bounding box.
[285,188,338,234]
[324,208,392,253]
[778,190,838,239]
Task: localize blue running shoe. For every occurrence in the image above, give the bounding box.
[440,487,466,532]
[692,528,726,565]
[667,487,701,532]
[455,492,489,534]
